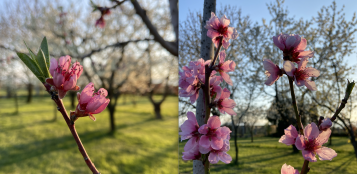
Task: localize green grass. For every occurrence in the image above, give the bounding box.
[179,136,357,174]
[0,94,178,174]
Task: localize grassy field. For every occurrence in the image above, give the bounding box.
[0,94,178,174]
[179,136,357,174]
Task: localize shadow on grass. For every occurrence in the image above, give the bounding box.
[0,129,113,167]
[110,142,178,174]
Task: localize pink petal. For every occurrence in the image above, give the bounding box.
[211,136,223,150]
[304,79,317,91]
[219,50,226,63]
[86,95,107,113]
[221,99,236,108]
[208,152,219,164]
[273,35,285,50]
[295,38,307,51]
[281,164,299,174]
[295,78,305,87]
[285,125,298,138]
[207,30,220,39]
[198,124,209,135]
[279,135,296,146]
[187,112,198,125]
[304,67,320,77]
[220,88,231,99]
[265,73,280,86]
[49,58,58,76]
[63,75,77,91]
[53,71,64,88]
[220,71,233,86]
[184,137,198,152]
[316,128,331,146]
[231,28,238,39]
[199,144,212,154]
[283,61,296,77]
[91,99,110,114]
[220,126,232,140]
[316,147,337,161]
[304,122,319,140]
[263,59,279,74]
[320,118,332,130]
[208,116,221,129]
[222,39,230,49]
[199,135,211,149]
[295,135,305,150]
[298,57,309,71]
[285,36,297,50]
[219,15,230,28]
[222,107,236,115]
[297,51,314,58]
[218,152,232,164]
[80,82,95,104]
[302,150,317,162]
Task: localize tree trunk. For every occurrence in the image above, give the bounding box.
[250,129,254,142]
[194,0,216,173]
[154,103,162,119]
[14,92,19,114]
[350,135,357,159]
[231,115,238,164]
[329,126,335,145]
[109,105,115,133]
[69,91,76,109]
[26,83,33,103]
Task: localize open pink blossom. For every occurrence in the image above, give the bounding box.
[281,164,300,174]
[284,58,320,91]
[182,141,201,161]
[215,50,236,86]
[179,112,200,152]
[263,59,282,86]
[198,116,231,150]
[209,76,223,101]
[46,55,82,99]
[179,76,201,104]
[279,125,299,146]
[273,33,314,63]
[74,82,110,121]
[319,118,332,131]
[205,12,238,49]
[216,88,236,115]
[207,139,232,164]
[295,122,337,162]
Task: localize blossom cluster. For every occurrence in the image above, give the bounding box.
[179,12,238,165]
[180,112,232,164]
[264,33,319,91]
[279,119,336,173]
[46,55,110,121]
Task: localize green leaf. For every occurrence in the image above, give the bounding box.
[36,49,50,78]
[40,37,50,69]
[17,52,46,83]
[23,41,37,60]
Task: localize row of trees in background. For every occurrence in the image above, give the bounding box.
[179,0,357,164]
[0,0,178,132]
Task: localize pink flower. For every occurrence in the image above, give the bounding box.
[205,12,238,49]
[295,122,337,162]
[182,142,201,161]
[215,50,236,86]
[179,76,201,104]
[319,118,332,131]
[281,164,300,174]
[46,55,83,99]
[179,112,200,152]
[209,75,223,101]
[273,33,314,63]
[279,125,299,146]
[216,88,236,115]
[284,58,320,91]
[207,139,232,164]
[263,59,282,86]
[198,116,231,150]
[74,82,110,121]
[95,16,105,28]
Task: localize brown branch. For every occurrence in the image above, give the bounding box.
[44,84,99,174]
[130,0,178,56]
